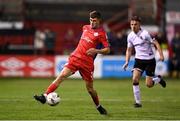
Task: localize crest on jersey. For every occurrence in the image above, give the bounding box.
[140,36,143,40]
[94,32,98,36]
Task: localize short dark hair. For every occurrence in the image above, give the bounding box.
[131,15,141,22]
[90,11,101,19]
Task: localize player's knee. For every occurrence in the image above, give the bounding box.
[145,78,154,88]
[59,75,65,80]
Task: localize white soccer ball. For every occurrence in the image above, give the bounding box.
[46,92,60,106]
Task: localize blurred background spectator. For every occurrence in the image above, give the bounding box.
[170,32,180,78]
[154,31,168,49]
[34,29,45,54]
[62,28,78,55]
[44,29,56,55]
[109,30,127,55]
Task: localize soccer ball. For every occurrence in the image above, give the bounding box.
[46,92,60,106]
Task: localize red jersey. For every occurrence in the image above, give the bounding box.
[71,25,110,65]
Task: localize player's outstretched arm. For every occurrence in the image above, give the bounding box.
[122,47,133,71]
[152,40,164,61]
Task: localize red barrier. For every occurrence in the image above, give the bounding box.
[0,55,54,77]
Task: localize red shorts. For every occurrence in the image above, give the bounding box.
[64,56,94,82]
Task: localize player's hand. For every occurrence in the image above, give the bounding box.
[159,55,164,62]
[86,48,97,56]
[122,62,128,71]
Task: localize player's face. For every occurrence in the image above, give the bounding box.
[90,18,100,29]
[130,20,140,33]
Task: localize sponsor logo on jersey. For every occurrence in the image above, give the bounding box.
[94,32,98,36]
[82,37,93,43]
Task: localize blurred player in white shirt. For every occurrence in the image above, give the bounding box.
[123,16,166,108]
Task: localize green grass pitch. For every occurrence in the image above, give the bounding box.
[0,77,180,120]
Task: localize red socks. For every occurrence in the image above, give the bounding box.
[45,83,58,94]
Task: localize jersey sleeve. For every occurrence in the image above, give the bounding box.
[145,30,153,43]
[99,32,110,48]
[127,34,133,48]
[82,25,86,33]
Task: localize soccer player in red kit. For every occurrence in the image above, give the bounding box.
[34,11,110,115]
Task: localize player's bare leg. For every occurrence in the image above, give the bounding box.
[45,67,73,94]
[132,69,142,108]
[146,75,166,88]
[85,81,107,115]
[34,67,73,104]
[146,76,154,88]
